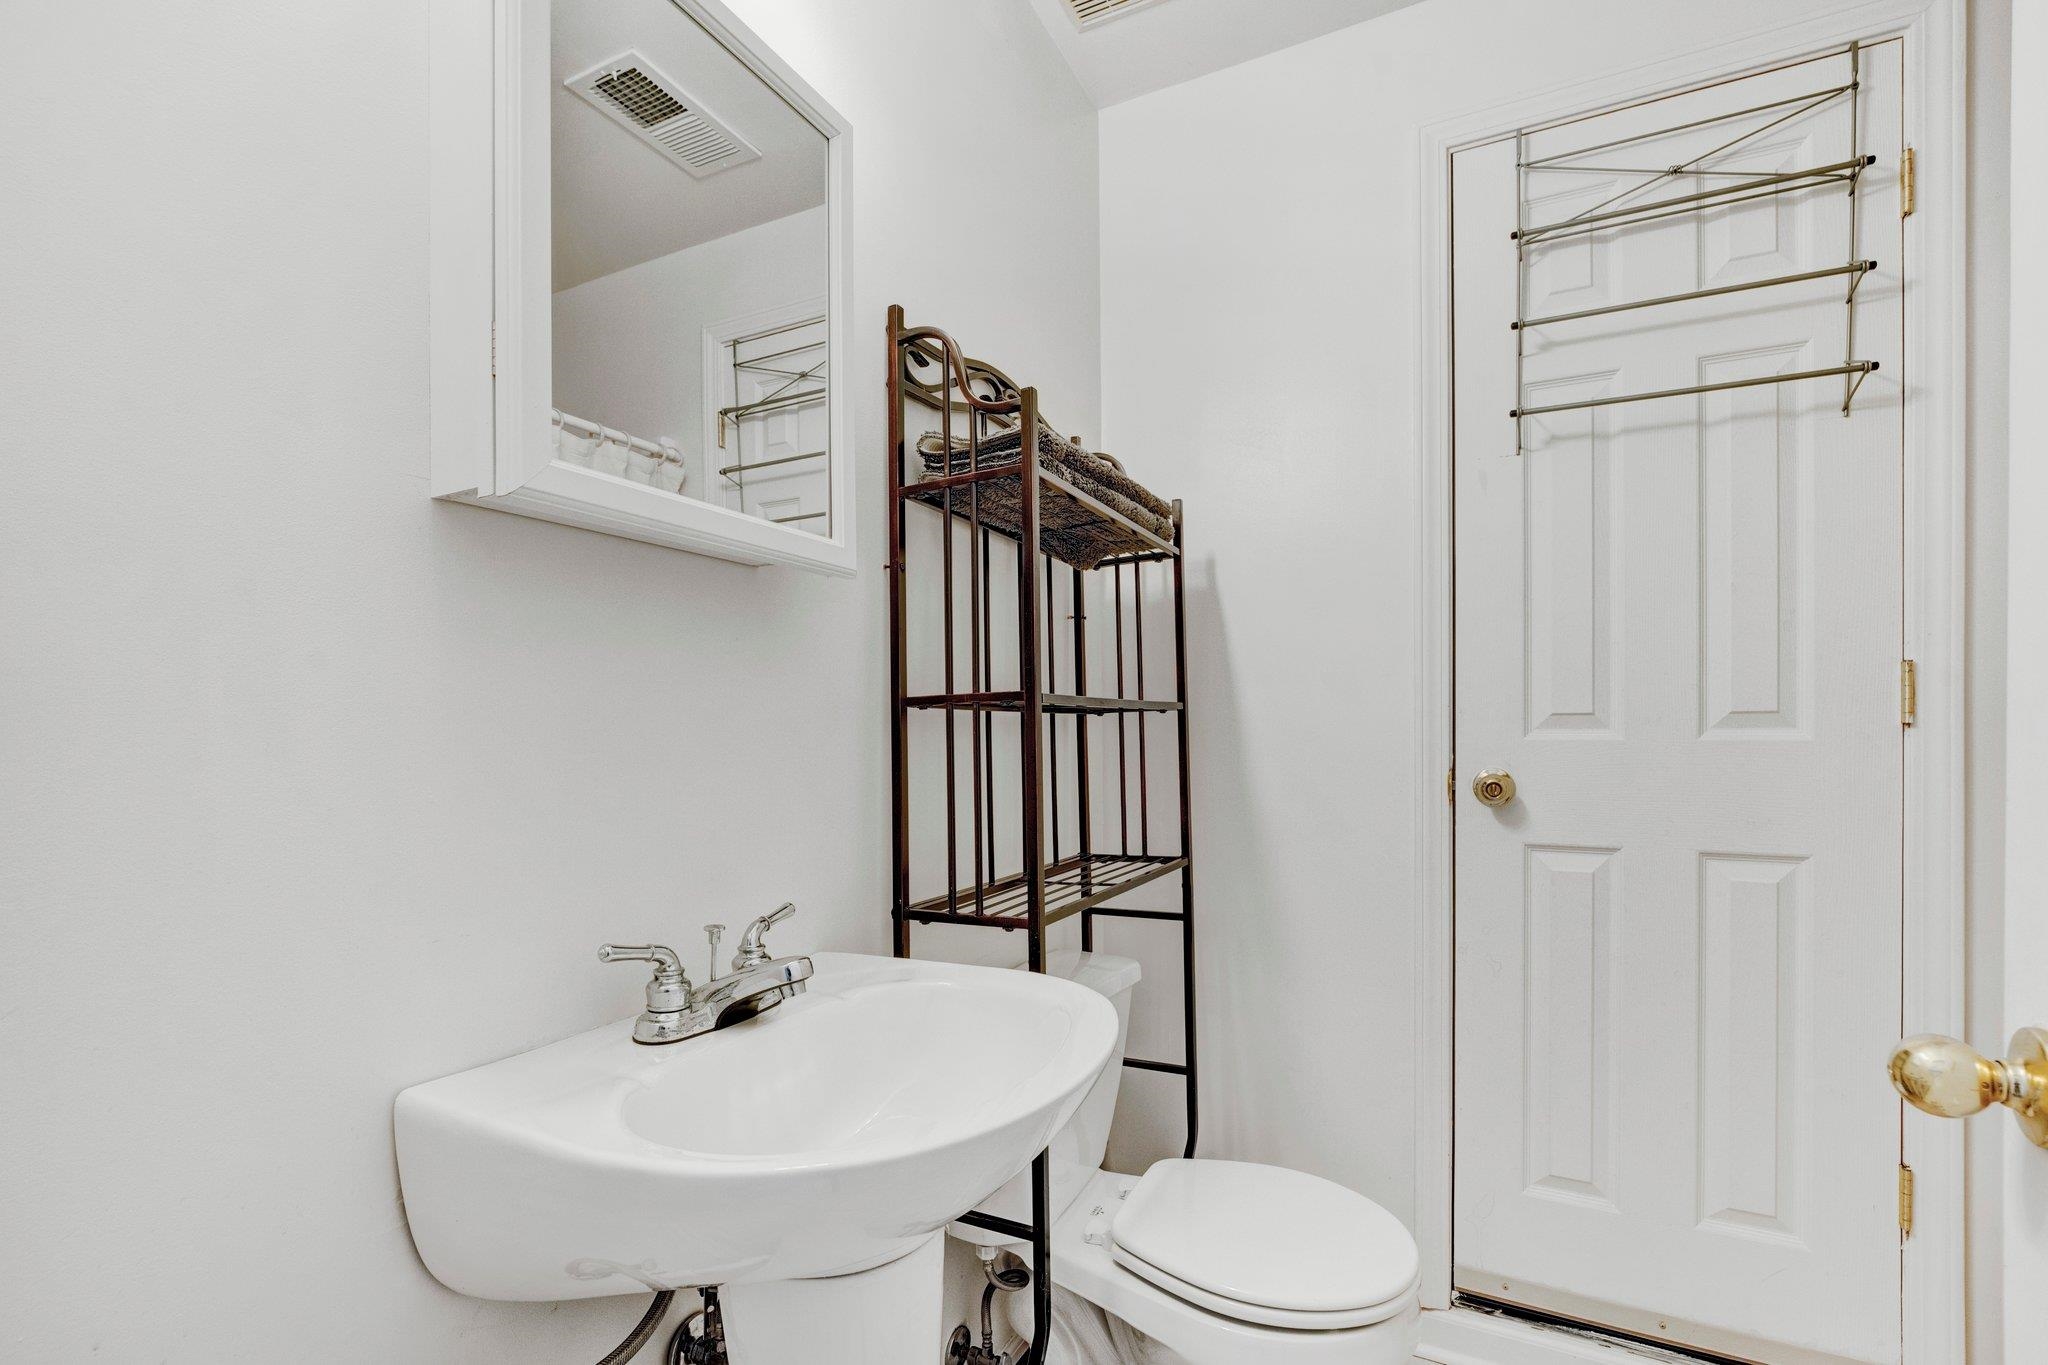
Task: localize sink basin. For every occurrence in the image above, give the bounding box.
[395,952,1117,1300]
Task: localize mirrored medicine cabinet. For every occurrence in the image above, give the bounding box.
[429,0,853,574]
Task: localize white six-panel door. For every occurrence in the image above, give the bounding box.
[1451,45,1905,1365]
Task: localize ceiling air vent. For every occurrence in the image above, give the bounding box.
[1066,0,1172,29]
[565,51,760,180]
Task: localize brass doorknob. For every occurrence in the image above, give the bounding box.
[1472,769,1516,807]
[1889,1028,2048,1148]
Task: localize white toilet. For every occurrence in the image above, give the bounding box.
[952,951,1420,1364]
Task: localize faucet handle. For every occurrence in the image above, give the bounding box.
[733,902,796,969]
[703,924,725,982]
[598,943,681,972]
[597,943,691,1013]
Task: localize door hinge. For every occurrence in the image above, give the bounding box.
[490,322,497,380]
[1901,658,1918,726]
[1900,147,1917,218]
[1899,1163,1915,1238]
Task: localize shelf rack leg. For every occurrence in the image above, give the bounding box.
[887,305,912,958]
[1018,387,1046,972]
[886,317,1197,1363]
[1170,500,1198,1161]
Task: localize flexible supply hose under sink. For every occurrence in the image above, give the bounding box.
[595,1291,674,1365]
[949,1250,1032,1365]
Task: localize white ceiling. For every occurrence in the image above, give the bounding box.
[552,0,826,290]
[1023,0,1427,108]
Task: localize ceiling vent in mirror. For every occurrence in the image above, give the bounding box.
[566,51,761,179]
[1065,0,1172,29]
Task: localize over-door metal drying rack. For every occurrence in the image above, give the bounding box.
[1509,42,1881,446]
[886,306,1198,1365]
[715,314,830,527]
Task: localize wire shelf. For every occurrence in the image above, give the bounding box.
[903,691,1182,716]
[905,852,1189,929]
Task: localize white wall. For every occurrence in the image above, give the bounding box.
[1097,1,2011,1303]
[0,1,1095,1361]
[553,205,825,490]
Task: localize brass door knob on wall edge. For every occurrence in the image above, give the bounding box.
[1889,1029,2048,1148]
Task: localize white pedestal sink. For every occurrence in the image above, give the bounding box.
[395,952,1116,1361]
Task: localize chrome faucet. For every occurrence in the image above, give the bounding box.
[599,903,813,1045]
[732,902,795,969]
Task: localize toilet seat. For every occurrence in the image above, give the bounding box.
[1108,1160,1419,1331]
[1110,1249,1413,1331]
[1052,1169,1420,1365]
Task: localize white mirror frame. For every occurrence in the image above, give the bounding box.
[428,0,855,574]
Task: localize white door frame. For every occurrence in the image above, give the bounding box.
[1411,1,1968,1359]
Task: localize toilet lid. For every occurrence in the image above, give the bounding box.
[1110,1160,1418,1327]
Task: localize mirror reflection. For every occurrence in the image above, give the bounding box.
[551,0,831,535]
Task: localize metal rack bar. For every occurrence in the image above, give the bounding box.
[1114,563,1130,854]
[903,691,1182,714]
[1028,1153,1052,1363]
[1510,361,1877,419]
[970,389,987,919]
[1135,561,1149,856]
[732,338,829,369]
[1046,556,1060,867]
[1527,164,1787,177]
[1541,83,1854,230]
[954,1210,1033,1242]
[1521,82,1854,169]
[887,307,912,958]
[1515,176,1858,250]
[715,385,826,426]
[1130,1055,1196,1080]
[982,516,997,913]
[727,313,826,349]
[942,389,958,919]
[1843,42,1864,415]
[1072,565,1095,913]
[1515,156,1873,244]
[716,448,826,480]
[1514,259,1877,330]
[1125,1058,1190,1075]
[1514,129,1527,457]
[1017,384,1046,973]
[1169,499,1197,1159]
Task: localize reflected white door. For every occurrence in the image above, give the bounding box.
[715,315,830,534]
[1451,45,1905,1364]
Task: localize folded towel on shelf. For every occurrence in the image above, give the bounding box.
[909,424,1174,569]
[916,422,1176,525]
[910,423,1176,569]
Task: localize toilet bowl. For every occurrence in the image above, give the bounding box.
[950,951,1420,1364]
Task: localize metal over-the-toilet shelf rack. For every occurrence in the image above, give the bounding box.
[886,306,1198,1365]
[1509,40,1881,453]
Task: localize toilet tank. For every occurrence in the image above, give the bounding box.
[950,949,1141,1247]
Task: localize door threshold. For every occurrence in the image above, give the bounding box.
[1417,1298,1743,1365]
